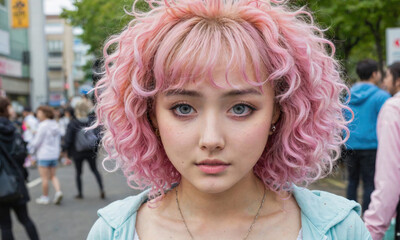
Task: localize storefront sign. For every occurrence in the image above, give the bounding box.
[49,92,63,106]
[11,0,29,28]
[386,28,400,65]
[0,56,22,78]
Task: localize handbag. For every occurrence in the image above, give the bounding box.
[0,143,23,203]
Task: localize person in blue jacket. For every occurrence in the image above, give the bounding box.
[87,0,372,239]
[344,59,390,213]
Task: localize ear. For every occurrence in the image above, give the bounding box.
[150,113,158,129]
[269,103,281,135]
[396,77,400,90]
[148,99,158,129]
[271,103,281,125]
[372,71,380,81]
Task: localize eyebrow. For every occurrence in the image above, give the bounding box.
[164,88,262,98]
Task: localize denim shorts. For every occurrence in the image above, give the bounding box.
[37,160,58,167]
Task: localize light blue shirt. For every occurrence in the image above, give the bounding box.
[87,185,372,240]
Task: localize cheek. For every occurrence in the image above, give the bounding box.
[158,121,196,164]
[229,121,270,159]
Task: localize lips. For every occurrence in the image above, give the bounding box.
[196,159,230,174]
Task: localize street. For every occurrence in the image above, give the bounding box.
[12,159,141,240]
[11,161,349,240]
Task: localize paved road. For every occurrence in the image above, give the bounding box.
[12,160,349,240]
[12,159,142,240]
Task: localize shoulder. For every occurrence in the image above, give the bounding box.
[374,88,391,101]
[87,190,150,239]
[292,186,371,239]
[293,186,361,217]
[381,97,400,111]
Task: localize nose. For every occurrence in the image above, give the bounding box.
[198,112,225,152]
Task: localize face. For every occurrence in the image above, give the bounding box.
[7,105,16,120]
[152,64,279,194]
[36,110,46,121]
[372,71,382,85]
[382,69,395,95]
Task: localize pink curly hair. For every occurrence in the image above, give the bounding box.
[93,0,350,197]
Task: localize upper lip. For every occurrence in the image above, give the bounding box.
[196,159,230,165]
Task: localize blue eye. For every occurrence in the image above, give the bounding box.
[173,104,194,116]
[230,104,254,116]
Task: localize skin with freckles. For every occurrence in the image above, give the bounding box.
[136,64,301,240]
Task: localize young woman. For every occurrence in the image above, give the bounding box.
[88,0,372,239]
[28,106,63,205]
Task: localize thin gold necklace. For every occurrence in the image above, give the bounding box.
[175,187,266,240]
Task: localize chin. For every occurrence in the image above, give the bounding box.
[191,178,237,194]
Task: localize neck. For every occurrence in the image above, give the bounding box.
[175,173,266,221]
[362,79,376,85]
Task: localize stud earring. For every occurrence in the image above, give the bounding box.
[271,125,276,133]
[155,128,160,137]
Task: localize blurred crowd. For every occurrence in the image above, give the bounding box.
[0,94,105,240]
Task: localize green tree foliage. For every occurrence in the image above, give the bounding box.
[293,0,400,81]
[63,0,400,82]
[61,0,150,56]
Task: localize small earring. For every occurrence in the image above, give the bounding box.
[271,125,276,133]
[155,128,160,137]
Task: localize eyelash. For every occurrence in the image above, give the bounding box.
[169,101,257,119]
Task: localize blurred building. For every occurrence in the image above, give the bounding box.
[45,15,74,107]
[72,27,93,97]
[0,0,31,110]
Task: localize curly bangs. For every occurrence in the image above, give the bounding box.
[93,0,349,197]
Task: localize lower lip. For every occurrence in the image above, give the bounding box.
[197,165,229,174]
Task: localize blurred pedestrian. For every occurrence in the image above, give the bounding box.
[21,107,39,168]
[64,100,104,199]
[21,107,38,145]
[59,107,74,166]
[344,59,391,213]
[88,1,371,239]
[364,62,400,240]
[28,106,63,205]
[0,96,39,240]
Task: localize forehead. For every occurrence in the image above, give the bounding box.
[162,61,269,95]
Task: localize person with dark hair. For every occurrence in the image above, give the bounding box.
[364,62,400,240]
[0,96,40,240]
[344,59,391,213]
[28,106,63,205]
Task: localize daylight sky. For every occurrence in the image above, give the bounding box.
[44,0,74,15]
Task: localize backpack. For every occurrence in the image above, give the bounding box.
[10,132,28,166]
[74,128,98,152]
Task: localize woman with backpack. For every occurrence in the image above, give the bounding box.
[0,96,40,240]
[64,99,105,199]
